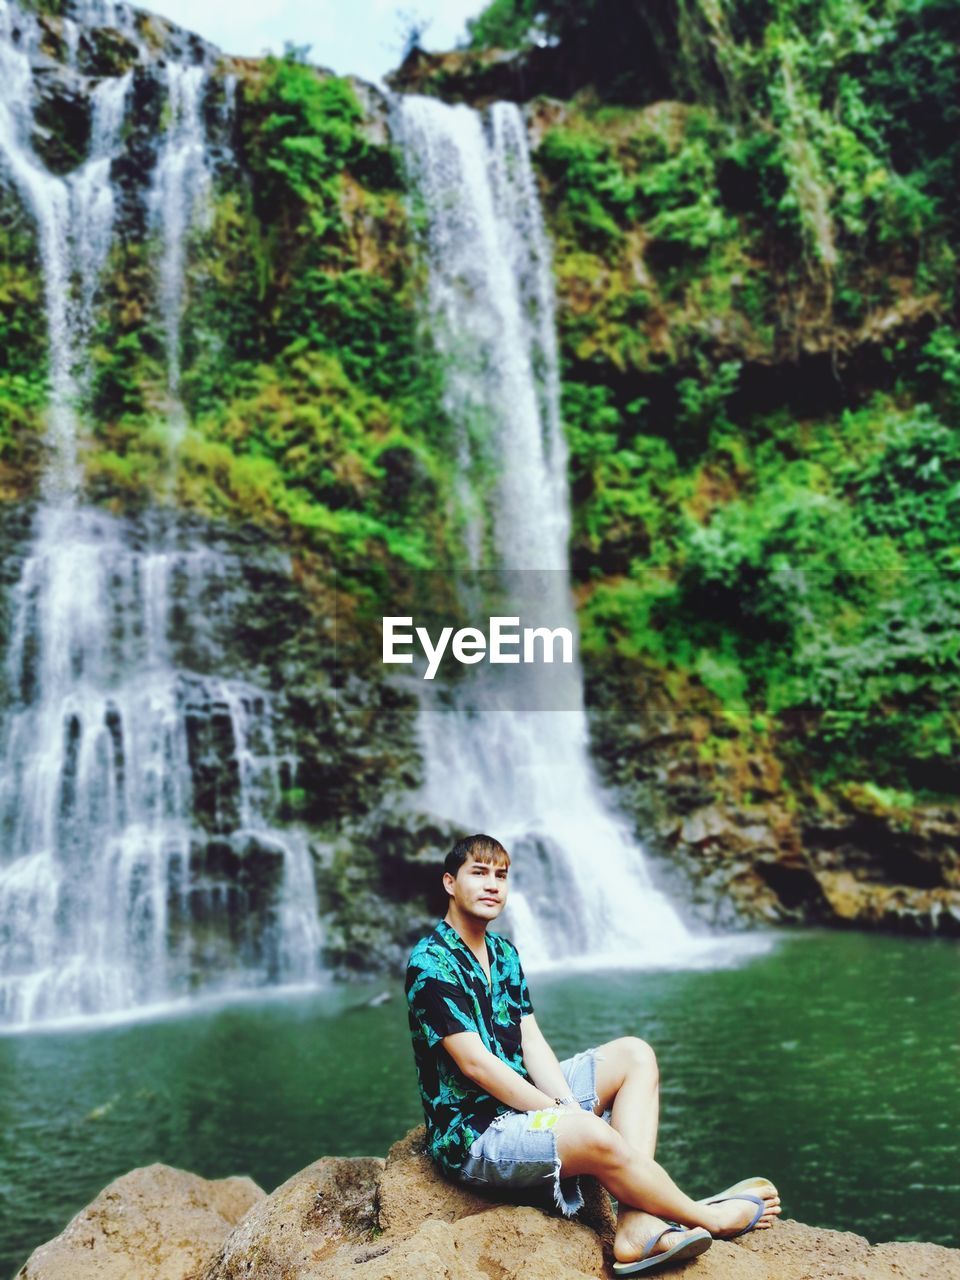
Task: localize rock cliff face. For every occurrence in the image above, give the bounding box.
[15,1128,960,1280]
[585,655,960,933]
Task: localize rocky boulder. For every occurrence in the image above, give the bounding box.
[14,1163,263,1280]
[201,1155,384,1280]
[692,1219,960,1280]
[14,1130,960,1280]
[386,44,568,107]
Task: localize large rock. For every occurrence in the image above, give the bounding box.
[347,1206,605,1280]
[376,1125,493,1238]
[386,44,569,107]
[17,1131,960,1280]
[377,1125,615,1250]
[691,1219,960,1280]
[202,1156,384,1280]
[15,1163,263,1280]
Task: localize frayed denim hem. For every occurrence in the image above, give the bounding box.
[549,1154,586,1217]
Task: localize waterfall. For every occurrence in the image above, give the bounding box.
[0,3,129,491]
[0,509,321,1026]
[71,71,133,371]
[148,62,212,412]
[0,1,322,1029]
[397,97,708,968]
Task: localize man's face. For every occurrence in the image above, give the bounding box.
[444,858,509,923]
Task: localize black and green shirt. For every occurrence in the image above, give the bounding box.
[405,919,534,1175]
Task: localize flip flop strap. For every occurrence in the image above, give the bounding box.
[706,1192,765,1236]
[639,1224,686,1260]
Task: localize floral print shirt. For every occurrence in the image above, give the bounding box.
[405,918,534,1175]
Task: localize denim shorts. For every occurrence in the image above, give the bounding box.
[456,1047,606,1217]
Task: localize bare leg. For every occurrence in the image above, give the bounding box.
[591,1039,696,1259]
[592,1038,670,1261]
[593,1036,659,1156]
[567,1040,781,1262]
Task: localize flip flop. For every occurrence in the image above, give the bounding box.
[704,1192,768,1239]
[612,1225,713,1276]
[707,1176,775,1201]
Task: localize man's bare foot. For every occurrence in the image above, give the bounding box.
[699,1176,780,1206]
[614,1211,706,1264]
[701,1186,781,1238]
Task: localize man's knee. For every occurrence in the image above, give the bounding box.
[620,1035,658,1085]
[555,1111,628,1176]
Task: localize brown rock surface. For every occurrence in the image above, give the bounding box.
[202,1155,384,1280]
[377,1125,616,1249]
[693,1219,960,1280]
[17,1130,960,1280]
[15,1163,264,1280]
[376,1124,497,1238]
[355,1206,605,1280]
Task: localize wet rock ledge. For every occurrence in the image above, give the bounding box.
[16,1128,960,1280]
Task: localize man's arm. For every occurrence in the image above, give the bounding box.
[519,1013,581,1104]
[443,1030,577,1112]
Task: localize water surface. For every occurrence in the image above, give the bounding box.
[2,930,957,1275]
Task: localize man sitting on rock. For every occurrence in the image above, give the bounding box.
[405,833,781,1276]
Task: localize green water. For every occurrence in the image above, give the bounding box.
[1,931,958,1276]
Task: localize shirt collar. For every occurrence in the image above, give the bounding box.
[437,919,494,985]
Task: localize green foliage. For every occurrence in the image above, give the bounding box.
[245,60,366,218]
[563,381,684,571]
[465,0,539,48]
[0,205,49,478]
[475,0,957,309]
[91,329,162,419]
[537,128,632,247]
[539,107,736,258]
[675,359,742,439]
[156,58,456,573]
[577,393,960,789]
[0,212,46,378]
[919,328,960,412]
[510,0,959,797]
[89,239,165,421]
[835,407,960,559]
[786,571,960,775]
[87,345,448,569]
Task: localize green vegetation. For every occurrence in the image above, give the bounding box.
[463,0,960,797]
[87,53,458,580]
[2,3,956,810]
[578,396,960,786]
[0,208,47,492]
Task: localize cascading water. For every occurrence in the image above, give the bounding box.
[0,511,323,1025]
[149,61,211,413]
[0,0,322,1028]
[71,70,132,376]
[397,97,709,968]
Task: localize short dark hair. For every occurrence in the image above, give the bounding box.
[444,834,511,878]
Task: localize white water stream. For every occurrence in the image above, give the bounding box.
[398,98,716,969]
[0,0,321,1028]
[149,61,211,413]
